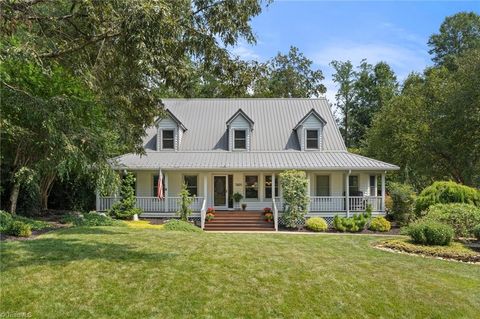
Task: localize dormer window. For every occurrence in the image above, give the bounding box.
[161,129,175,149]
[306,130,319,149]
[234,130,247,149]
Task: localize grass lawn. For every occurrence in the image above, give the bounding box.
[1,227,479,318]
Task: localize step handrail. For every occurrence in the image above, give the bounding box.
[200,198,207,230]
[272,198,279,231]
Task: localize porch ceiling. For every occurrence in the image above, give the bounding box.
[110,151,399,171]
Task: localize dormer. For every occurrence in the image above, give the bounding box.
[226,109,254,151]
[293,109,326,151]
[155,109,187,151]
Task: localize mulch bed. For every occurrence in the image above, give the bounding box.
[278,225,402,236]
[375,238,480,264]
[0,221,69,242]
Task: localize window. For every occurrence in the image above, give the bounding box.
[349,175,360,195]
[245,175,258,198]
[306,130,319,149]
[369,175,377,196]
[183,175,198,196]
[316,175,330,196]
[162,129,174,149]
[234,130,247,149]
[264,175,279,198]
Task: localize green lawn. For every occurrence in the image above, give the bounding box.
[1,227,479,318]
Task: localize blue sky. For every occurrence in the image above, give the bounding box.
[229,0,480,102]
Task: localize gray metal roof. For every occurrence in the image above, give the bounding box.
[112,151,399,171]
[143,98,346,151]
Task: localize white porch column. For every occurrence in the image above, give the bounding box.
[381,172,386,213]
[345,171,350,217]
[306,171,311,212]
[165,172,169,212]
[203,174,208,205]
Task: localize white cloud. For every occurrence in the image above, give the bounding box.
[229,42,262,61]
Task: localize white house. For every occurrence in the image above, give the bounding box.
[98,98,399,230]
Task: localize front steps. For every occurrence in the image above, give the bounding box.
[204,211,275,231]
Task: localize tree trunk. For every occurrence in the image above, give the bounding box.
[9,182,20,216]
[39,173,56,212]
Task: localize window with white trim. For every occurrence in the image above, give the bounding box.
[245,175,258,199]
[306,130,319,149]
[316,175,330,196]
[162,129,174,149]
[183,175,198,196]
[370,175,377,196]
[264,175,279,199]
[234,130,247,149]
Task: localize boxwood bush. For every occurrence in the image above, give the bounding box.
[415,181,480,214]
[369,216,391,232]
[6,221,32,237]
[333,211,371,232]
[306,217,328,232]
[423,203,480,238]
[406,220,454,246]
[473,224,480,241]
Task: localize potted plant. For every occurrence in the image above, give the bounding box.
[241,203,247,211]
[264,212,273,222]
[206,207,215,222]
[232,192,243,209]
[263,207,272,215]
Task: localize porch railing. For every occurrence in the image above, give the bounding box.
[309,196,383,212]
[98,196,204,212]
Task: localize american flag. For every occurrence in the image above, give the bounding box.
[157,168,164,200]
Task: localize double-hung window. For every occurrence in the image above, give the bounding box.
[183,175,198,196]
[245,175,258,199]
[316,175,330,196]
[162,130,174,149]
[234,130,247,149]
[306,130,319,149]
[264,175,279,199]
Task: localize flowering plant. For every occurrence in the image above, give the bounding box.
[263,207,272,214]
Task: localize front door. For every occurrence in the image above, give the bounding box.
[213,175,228,209]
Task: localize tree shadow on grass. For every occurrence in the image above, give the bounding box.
[1,237,178,271]
[56,227,129,236]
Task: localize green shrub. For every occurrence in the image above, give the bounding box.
[63,212,125,227]
[0,211,13,231]
[424,203,480,238]
[369,216,391,232]
[6,221,32,237]
[13,215,50,230]
[333,211,371,233]
[473,225,480,241]
[388,182,416,225]
[108,172,142,220]
[406,220,454,246]
[279,170,310,228]
[415,181,480,214]
[306,217,328,232]
[163,219,202,232]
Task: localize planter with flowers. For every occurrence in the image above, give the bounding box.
[206,207,215,222]
[264,212,273,222]
[263,207,272,215]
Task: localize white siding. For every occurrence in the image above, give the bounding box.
[157,116,179,151]
[297,114,324,151]
[228,115,251,151]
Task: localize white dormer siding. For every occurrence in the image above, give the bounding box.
[157,116,178,151]
[228,115,251,151]
[296,113,325,151]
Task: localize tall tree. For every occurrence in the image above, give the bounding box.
[350,61,398,147]
[0,0,267,213]
[364,49,480,188]
[330,60,355,147]
[428,12,480,69]
[255,46,326,97]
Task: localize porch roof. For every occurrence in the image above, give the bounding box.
[110,151,399,171]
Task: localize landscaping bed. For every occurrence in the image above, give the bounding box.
[376,238,480,264]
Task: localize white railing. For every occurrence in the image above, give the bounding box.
[309,196,383,212]
[349,196,382,212]
[200,198,207,230]
[98,197,120,211]
[97,196,204,212]
[309,196,345,212]
[272,198,279,231]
